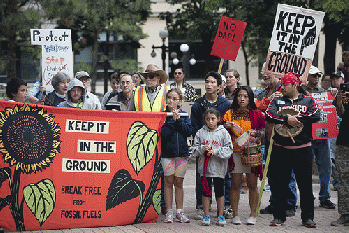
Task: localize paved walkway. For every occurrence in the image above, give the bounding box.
[8,163,348,233]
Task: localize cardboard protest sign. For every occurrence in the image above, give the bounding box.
[0,101,166,231]
[30,29,74,93]
[310,92,339,139]
[264,4,325,82]
[211,16,247,61]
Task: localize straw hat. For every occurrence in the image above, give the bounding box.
[141,64,168,84]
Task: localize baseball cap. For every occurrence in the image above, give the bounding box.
[331,71,345,79]
[220,74,226,83]
[75,71,90,80]
[308,66,323,75]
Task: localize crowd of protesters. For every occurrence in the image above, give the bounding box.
[3,54,349,229]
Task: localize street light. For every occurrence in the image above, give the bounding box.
[171,43,196,78]
[151,29,169,71]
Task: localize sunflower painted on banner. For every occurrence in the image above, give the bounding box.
[0,104,61,231]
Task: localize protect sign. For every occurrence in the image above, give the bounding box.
[211,16,247,61]
[0,101,166,231]
[30,29,74,93]
[264,4,325,81]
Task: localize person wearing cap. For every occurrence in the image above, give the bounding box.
[44,72,71,106]
[328,71,345,193]
[58,79,100,109]
[331,71,345,94]
[75,71,102,110]
[170,68,197,102]
[129,64,168,112]
[217,74,226,97]
[301,66,336,210]
[265,72,320,228]
[257,71,298,217]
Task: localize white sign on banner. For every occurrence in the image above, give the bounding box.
[30,29,73,93]
[269,4,325,59]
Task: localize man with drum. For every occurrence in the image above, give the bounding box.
[257,70,298,217]
[265,72,320,228]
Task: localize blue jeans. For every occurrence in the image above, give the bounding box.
[329,138,338,188]
[311,139,332,202]
[264,141,298,209]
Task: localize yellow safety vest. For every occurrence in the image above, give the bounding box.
[134,85,167,112]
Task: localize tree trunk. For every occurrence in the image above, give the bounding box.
[202,32,214,76]
[91,29,99,93]
[241,41,250,86]
[323,20,343,74]
[7,33,17,80]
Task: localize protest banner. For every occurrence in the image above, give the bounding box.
[211,16,247,72]
[263,4,325,82]
[310,92,339,139]
[0,101,166,231]
[30,29,74,93]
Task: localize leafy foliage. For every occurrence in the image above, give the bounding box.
[126,121,158,175]
[41,0,151,55]
[152,189,161,215]
[106,169,145,211]
[23,179,56,226]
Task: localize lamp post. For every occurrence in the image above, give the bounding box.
[151,29,169,71]
[172,44,196,79]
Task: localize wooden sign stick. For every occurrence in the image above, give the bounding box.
[218,58,225,74]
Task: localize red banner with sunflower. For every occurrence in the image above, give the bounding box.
[0,101,166,231]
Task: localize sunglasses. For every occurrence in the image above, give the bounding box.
[174,72,183,75]
[144,74,155,79]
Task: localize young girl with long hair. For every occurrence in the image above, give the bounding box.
[161,88,193,223]
[191,109,234,226]
[223,86,265,225]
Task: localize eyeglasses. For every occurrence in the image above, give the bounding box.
[144,74,155,79]
[174,72,183,75]
[226,76,235,79]
[166,97,180,101]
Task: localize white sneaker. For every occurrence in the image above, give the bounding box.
[164,210,173,223]
[194,209,204,220]
[247,216,256,225]
[232,216,242,225]
[176,211,190,223]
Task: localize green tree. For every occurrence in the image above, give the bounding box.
[161,0,223,77]
[162,0,275,85]
[0,0,42,80]
[42,0,151,92]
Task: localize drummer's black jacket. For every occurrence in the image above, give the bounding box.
[265,93,320,146]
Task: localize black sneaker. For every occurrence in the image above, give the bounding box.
[270,218,285,226]
[285,209,296,217]
[260,205,274,214]
[320,200,336,209]
[302,219,316,228]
